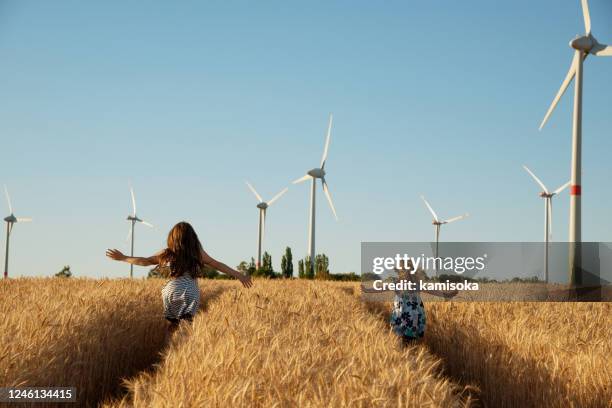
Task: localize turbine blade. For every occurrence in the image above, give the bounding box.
[420,196,439,222]
[293,175,312,184]
[444,214,468,224]
[130,186,137,216]
[523,165,549,194]
[539,52,578,130]
[320,113,333,168]
[553,181,571,195]
[140,220,154,228]
[321,178,338,221]
[267,187,288,206]
[126,226,132,242]
[591,42,612,56]
[16,217,32,223]
[4,185,12,214]
[245,181,263,202]
[581,0,591,35]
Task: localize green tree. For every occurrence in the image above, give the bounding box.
[298,259,305,278]
[281,247,293,278]
[237,261,249,274]
[263,251,273,273]
[328,272,360,281]
[361,272,379,281]
[254,251,274,278]
[200,265,220,279]
[315,254,330,280]
[247,257,257,276]
[303,256,314,279]
[55,265,72,278]
[281,255,287,278]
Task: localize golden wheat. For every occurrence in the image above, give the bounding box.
[425,301,611,408]
[356,283,611,407]
[1,278,609,407]
[108,281,470,407]
[0,278,229,407]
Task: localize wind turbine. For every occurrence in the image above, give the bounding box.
[126,185,153,278]
[293,114,338,274]
[3,186,32,278]
[420,195,468,276]
[523,165,570,283]
[245,181,288,268]
[539,0,611,285]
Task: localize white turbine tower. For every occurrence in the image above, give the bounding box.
[420,196,468,276]
[245,181,288,268]
[126,185,153,278]
[523,166,570,283]
[3,186,32,279]
[539,0,611,285]
[293,114,338,274]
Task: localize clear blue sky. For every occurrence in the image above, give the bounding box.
[1,0,611,278]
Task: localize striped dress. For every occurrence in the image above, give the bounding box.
[161,274,200,321]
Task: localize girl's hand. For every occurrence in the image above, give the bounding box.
[106,249,127,261]
[238,273,253,288]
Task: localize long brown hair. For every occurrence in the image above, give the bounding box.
[158,222,204,278]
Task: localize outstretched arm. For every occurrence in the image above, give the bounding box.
[201,249,252,288]
[106,249,161,267]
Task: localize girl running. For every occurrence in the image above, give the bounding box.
[106,221,252,336]
[362,259,456,345]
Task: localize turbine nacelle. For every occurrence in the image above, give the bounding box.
[3,187,32,227]
[245,181,288,210]
[540,0,611,130]
[125,185,154,257]
[421,196,468,228]
[244,181,289,267]
[523,165,570,199]
[307,168,326,179]
[570,35,594,52]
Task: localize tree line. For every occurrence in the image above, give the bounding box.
[360,272,543,284]
[148,246,359,281]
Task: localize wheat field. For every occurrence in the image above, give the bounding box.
[425,301,611,408]
[0,278,610,407]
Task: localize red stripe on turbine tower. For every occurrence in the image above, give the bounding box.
[570,185,581,195]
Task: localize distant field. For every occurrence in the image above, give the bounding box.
[0,279,609,407]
